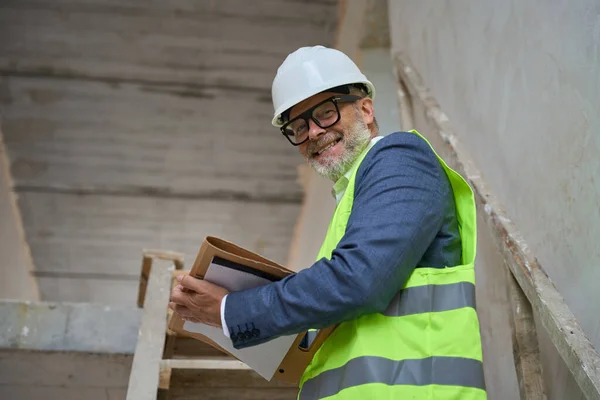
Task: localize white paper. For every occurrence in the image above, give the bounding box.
[183,260,296,381]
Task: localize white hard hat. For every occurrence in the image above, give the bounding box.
[271,45,376,127]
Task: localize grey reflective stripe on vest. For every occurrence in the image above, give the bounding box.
[300,356,485,399]
[384,281,476,317]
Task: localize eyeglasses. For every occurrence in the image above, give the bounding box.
[280,95,363,146]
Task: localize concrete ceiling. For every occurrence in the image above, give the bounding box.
[0,0,338,304]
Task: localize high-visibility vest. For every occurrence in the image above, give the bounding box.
[298,130,486,399]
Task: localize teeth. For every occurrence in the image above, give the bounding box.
[317,141,336,155]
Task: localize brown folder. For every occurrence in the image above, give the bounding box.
[168,236,337,385]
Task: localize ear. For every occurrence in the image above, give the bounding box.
[359,97,375,125]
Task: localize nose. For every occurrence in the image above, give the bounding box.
[307,118,326,141]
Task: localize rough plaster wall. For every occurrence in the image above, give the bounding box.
[389,1,600,398]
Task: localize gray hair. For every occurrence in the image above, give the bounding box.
[349,85,379,134]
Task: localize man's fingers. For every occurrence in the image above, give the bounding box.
[170,275,227,328]
[169,302,192,317]
[168,303,207,325]
[169,302,189,313]
[170,286,193,307]
[178,274,215,293]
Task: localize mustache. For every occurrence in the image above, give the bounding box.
[307,132,343,155]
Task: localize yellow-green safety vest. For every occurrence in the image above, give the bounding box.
[298,130,486,399]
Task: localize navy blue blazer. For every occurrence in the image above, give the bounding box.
[224,131,462,348]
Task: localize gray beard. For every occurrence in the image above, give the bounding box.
[307,119,373,182]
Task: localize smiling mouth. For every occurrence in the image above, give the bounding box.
[314,137,342,156]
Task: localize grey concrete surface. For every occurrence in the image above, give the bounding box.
[0,300,140,353]
[0,0,338,303]
[389,1,600,398]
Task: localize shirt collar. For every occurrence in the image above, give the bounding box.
[332,136,384,205]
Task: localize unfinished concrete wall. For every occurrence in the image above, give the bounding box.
[0,0,338,304]
[0,129,38,300]
[361,48,401,136]
[389,1,600,398]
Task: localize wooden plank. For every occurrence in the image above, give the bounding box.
[166,363,295,388]
[1,76,303,200]
[161,358,250,372]
[167,365,298,400]
[534,311,588,400]
[490,212,600,400]
[506,268,547,399]
[168,387,297,400]
[126,258,173,400]
[171,337,229,358]
[0,0,336,88]
[159,358,298,396]
[137,250,184,308]
[394,51,600,400]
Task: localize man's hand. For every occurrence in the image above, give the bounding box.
[169,274,229,328]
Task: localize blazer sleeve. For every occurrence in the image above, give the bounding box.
[224,132,452,349]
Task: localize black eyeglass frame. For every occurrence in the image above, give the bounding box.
[280,94,363,146]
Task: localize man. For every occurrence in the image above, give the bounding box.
[170,45,486,399]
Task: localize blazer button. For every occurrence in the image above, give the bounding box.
[243,330,252,340]
[252,328,260,337]
[230,332,238,342]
